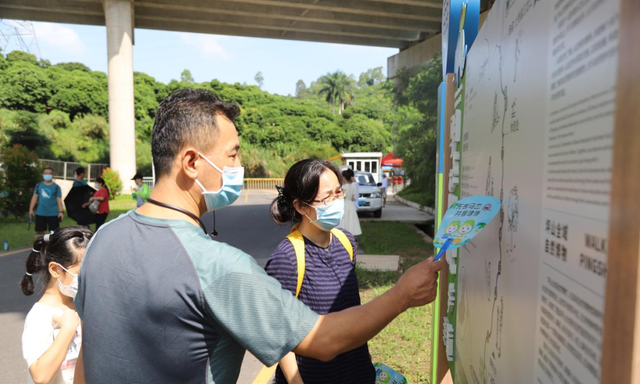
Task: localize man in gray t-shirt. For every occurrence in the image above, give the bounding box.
[75,89,445,383]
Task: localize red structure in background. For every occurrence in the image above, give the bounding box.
[381,152,405,187]
[381,152,404,171]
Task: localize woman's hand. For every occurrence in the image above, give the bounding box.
[52,307,80,333]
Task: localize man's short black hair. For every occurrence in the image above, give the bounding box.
[151,88,240,179]
[75,167,85,175]
[43,166,54,173]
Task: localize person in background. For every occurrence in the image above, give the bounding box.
[267,159,371,384]
[72,168,85,188]
[29,167,64,236]
[380,174,389,207]
[341,169,362,240]
[21,226,92,384]
[132,172,150,208]
[83,177,109,231]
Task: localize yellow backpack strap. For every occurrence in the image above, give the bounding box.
[331,228,354,261]
[286,227,306,298]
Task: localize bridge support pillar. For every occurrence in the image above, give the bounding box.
[104,0,136,192]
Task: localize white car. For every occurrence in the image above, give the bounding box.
[355,172,383,218]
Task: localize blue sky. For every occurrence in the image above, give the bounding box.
[3,21,397,96]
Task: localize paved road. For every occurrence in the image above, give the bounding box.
[0,189,431,384]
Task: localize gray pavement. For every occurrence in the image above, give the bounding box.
[0,189,430,384]
[359,195,433,223]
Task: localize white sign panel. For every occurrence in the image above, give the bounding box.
[453,0,620,383]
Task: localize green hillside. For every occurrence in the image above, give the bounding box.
[0,49,440,206]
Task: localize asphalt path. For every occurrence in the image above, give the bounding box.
[0,190,285,384]
[0,189,430,383]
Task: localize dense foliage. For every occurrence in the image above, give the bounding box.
[0,49,441,201]
[0,50,402,177]
[101,168,123,199]
[392,55,443,208]
[0,144,42,219]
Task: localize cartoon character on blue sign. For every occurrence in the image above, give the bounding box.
[453,219,475,244]
[443,220,460,239]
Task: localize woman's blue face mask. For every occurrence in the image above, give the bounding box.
[304,198,345,231]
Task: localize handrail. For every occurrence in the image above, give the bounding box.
[243,178,284,191]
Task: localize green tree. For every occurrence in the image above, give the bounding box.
[0,48,8,71]
[318,71,356,115]
[101,168,123,198]
[6,50,38,65]
[255,71,264,89]
[341,114,391,152]
[54,62,92,72]
[393,55,442,207]
[0,144,42,219]
[358,67,385,87]
[180,69,194,84]
[0,62,51,112]
[295,79,307,98]
[48,67,108,119]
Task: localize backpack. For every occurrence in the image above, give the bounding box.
[286,225,354,297]
[255,226,354,381]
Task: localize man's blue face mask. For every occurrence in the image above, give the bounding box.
[195,152,244,211]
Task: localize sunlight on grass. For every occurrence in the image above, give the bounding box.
[357,221,435,383]
[0,195,136,250]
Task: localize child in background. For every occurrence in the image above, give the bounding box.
[20,226,92,384]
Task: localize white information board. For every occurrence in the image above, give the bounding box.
[451,0,620,383]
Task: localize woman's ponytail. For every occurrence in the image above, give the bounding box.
[20,236,47,296]
[270,186,296,225]
[19,226,93,296]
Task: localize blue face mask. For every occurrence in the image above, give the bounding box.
[195,152,244,211]
[43,174,53,182]
[305,198,345,231]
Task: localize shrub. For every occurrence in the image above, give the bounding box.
[101,168,122,199]
[0,144,42,219]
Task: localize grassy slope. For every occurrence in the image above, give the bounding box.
[358,221,434,383]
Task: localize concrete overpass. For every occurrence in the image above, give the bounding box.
[0,0,474,187]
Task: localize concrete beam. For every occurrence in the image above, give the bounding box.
[0,0,103,15]
[364,0,442,8]
[387,32,440,78]
[104,0,136,191]
[387,10,492,78]
[224,0,441,21]
[0,7,104,26]
[135,0,440,31]
[137,7,427,41]
[137,17,406,48]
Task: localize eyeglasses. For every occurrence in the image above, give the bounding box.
[311,189,345,206]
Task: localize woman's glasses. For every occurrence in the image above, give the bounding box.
[311,189,345,206]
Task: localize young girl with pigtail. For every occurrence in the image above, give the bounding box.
[20,226,92,384]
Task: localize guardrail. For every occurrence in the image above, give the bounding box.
[39,159,109,182]
[243,178,283,191]
[134,178,284,191]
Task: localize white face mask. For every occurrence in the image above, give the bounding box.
[56,263,78,299]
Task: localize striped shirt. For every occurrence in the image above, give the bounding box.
[265,230,375,384]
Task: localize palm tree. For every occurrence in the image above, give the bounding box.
[318,71,356,115]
